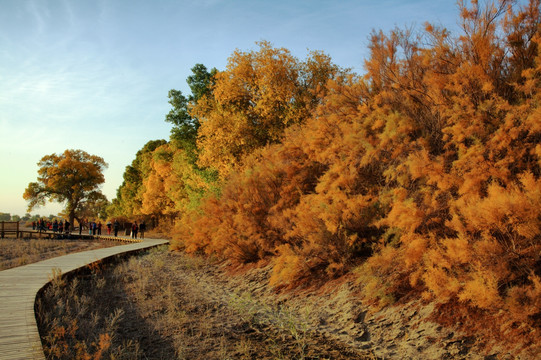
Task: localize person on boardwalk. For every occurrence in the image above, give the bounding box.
[106,221,112,235]
[52,220,58,233]
[131,221,138,239]
[113,220,119,237]
[139,221,146,239]
[97,222,102,235]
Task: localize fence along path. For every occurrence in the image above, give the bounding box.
[0,236,169,360]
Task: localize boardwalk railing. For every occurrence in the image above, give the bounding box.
[0,221,55,239]
[0,223,149,241]
[0,221,19,238]
[0,236,169,360]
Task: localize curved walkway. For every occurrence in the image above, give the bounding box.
[0,236,169,360]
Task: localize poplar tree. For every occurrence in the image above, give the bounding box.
[23,149,108,230]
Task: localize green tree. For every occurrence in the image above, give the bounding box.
[166,64,217,158]
[23,149,108,230]
[107,140,166,219]
[0,213,10,221]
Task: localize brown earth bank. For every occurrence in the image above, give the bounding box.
[0,237,123,270]
[36,247,534,359]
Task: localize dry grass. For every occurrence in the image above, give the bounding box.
[36,246,373,359]
[33,242,533,359]
[0,238,122,270]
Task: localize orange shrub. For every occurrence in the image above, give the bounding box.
[128,0,541,353]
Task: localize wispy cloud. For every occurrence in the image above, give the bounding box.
[0,0,151,128]
[25,0,51,35]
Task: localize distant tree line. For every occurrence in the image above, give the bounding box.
[0,212,53,222]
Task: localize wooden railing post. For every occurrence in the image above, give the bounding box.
[16,221,20,239]
[1,221,4,238]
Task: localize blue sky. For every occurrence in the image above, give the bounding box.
[0,0,459,217]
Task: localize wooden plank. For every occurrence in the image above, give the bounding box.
[0,237,168,359]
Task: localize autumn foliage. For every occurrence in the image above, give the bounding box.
[111,0,541,354]
[24,149,108,228]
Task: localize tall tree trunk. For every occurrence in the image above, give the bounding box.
[68,210,75,232]
[67,201,76,233]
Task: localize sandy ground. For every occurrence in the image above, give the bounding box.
[177,253,525,359]
[213,260,499,360]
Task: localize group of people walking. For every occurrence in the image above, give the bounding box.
[88,220,120,236]
[32,218,148,239]
[84,219,146,239]
[32,219,70,233]
[87,221,102,235]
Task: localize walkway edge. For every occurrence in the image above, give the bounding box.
[0,237,169,360]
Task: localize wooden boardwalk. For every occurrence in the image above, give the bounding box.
[0,236,169,360]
